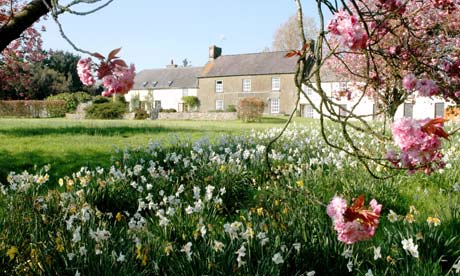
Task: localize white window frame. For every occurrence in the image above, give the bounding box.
[242,79,251,92]
[306,86,314,96]
[215,80,223,93]
[304,104,314,118]
[340,82,348,91]
[182,88,189,97]
[216,100,224,111]
[271,98,280,114]
[272,77,280,91]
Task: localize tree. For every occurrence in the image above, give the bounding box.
[272,14,318,51]
[0,1,135,99]
[42,50,84,92]
[282,0,459,176]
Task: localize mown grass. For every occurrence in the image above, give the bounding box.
[0,117,313,184]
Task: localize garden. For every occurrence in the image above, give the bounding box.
[1,118,460,275]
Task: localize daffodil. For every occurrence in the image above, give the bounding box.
[7,246,18,260]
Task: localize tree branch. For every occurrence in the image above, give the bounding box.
[0,0,51,52]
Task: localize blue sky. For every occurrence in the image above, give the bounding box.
[42,0,327,71]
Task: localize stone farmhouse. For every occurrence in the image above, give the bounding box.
[198,46,298,114]
[126,45,452,120]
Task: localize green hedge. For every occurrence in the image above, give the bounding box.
[46,92,92,113]
[0,100,67,118]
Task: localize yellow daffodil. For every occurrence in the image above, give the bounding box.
[115,212,123,222]
[296,180,304,188]
[7,246,18,260]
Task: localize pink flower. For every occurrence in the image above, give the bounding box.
[416,78,439,96]
[101,64,135,97]
[327,195,381,244]
[327,10,368,50]
[402,73,418,91]
[77,58,95,86]
[389,118,447,173]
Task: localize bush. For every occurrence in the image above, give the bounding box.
[0,100,66,117]
[46,92,92,113]
[226,105,237,112]
[445,106,460,120]
[134,108,149,120]
[182,96,200,111]
[85,101,126,119]
[92,96,110,104]
[160,108,177,113]
[237,97,265,122]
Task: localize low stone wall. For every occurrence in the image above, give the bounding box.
[158,112,238,121]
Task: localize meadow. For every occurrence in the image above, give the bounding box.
[1,118,460,275]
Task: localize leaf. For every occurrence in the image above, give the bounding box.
[421,118,449,140]
[284,50,301,58]
[111,59,128,68]
[108,48,122,61]
[92,52,105,60]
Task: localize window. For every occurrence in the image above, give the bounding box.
[340,82,348,91]
[242,79,251,92]
[304,104,314,118]
[154,100,162,110]
[306,86,314,96]
[215,80,223,93]
[403,103,413,118]
[272,77,280,91]
[182,89,189,97]
[216,100,224,110]
[435,102,444,118]
[339,104,348,117]
[372,103,380,120]
[271,98,280,114]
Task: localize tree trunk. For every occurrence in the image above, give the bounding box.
[0,0,51,52]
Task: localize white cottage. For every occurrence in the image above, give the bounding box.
[299,72,453,120]
[125,65,202,112]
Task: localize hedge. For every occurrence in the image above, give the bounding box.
[0,100,67,118]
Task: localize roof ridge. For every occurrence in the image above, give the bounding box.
[219,51,289,58]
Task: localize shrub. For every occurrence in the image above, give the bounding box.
[85,101,126,119]
[226,105,237,112]
[182,96,200,111]
[0,100,66,117]
[92,96,110,104]
[160,108,177,113]
[445,106,460,120]
[237,97,265,122]
[134,108,149,120]
[46,92,92,113]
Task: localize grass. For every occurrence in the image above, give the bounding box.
[0,117,313,183]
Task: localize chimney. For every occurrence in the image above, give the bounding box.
[166,59,178,68]
[209,45,222,61]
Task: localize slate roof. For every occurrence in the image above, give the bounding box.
[132,67,202,90]
[200,51,297,78]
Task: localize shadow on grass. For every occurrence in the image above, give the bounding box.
[253,117,289,124]
[0,125,205,137]
[0,149,114,185]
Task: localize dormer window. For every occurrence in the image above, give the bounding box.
[168,81,173,87]
[152,81,158,87]
[142,81,148,87]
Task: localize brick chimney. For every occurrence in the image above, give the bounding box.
[209,45,222,61]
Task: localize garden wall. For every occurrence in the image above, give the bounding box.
[158,112,237,120]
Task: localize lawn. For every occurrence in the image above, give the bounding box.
[1,117,460,275]
[0,117,312,183]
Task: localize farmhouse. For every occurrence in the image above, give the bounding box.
[197,45,298,114]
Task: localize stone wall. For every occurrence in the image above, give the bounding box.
[158,112,238,120]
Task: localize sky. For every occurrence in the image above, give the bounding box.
[42,0,329,71]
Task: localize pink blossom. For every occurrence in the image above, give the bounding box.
[416,78,439,96]
[77,58,95,86]
[327,195,381,244]
[101,64,135,97]
[389,118,447,173]
[327,10,368,50]
[402,73,418,91]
